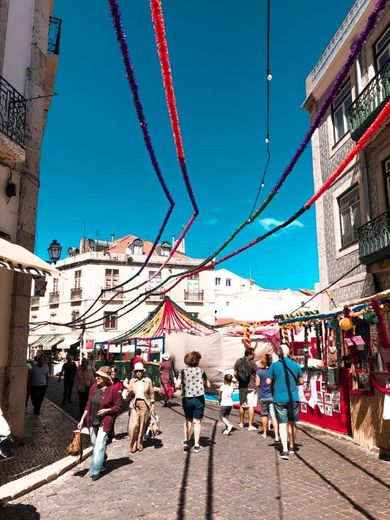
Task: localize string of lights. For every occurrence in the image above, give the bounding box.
[249,0,272,217]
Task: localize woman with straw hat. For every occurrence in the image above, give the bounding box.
[127,363,155,453]
[77,366,121,480]
[159,352,175,407]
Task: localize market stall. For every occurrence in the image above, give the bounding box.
[277,291,390,449]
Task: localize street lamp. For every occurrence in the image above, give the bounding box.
[48,239,62,263]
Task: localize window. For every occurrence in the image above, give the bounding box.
[338,185,361,248]
[332,81,352,143]
[374,25,390,71]
[74,270,81,288]
[384,158,390,209]
[226,301,230,307]
[71,310,80,322]
[148,270,161,290]
[215,277,221,286]
[159,241,171,256]
[132,238,144,255]
[50,313,56,330]
[226,278,231,287]
[104,311,117,330]
[105,269,119,289]
[187,274,199,294]
[53,278,59,293]
[34,276,47,296]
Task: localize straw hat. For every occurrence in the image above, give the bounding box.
[162,352,170,360]
[95,366,112,381]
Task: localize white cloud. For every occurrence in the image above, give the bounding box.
[206,217,219,226]
[258,217,304,231]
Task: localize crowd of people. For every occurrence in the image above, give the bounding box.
[24,342,303,480]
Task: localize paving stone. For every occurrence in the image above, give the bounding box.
[2,397,390,519]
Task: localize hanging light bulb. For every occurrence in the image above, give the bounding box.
[267,70,272,81]
[265,135,270,144]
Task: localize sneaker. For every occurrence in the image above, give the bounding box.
[222,429,228,435]
[289,446,295,454]
[248,426,257,432]
[280,451,289,460]
[226,424,233,435]
[193,445,204,453]
[238,422,244,429]
[182,440,190,451]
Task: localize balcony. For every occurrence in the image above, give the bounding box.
[101,287,123,301]
[48,17,62,55]
[349,59,390,141]
[49,291,60,304]
[70,287,83,301]
[146,292,164,302]
[358,209,390,265]
[0,75,26,158]
[31,296,40,307]
[184,290,204,302]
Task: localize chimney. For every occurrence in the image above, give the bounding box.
[111,233,115,243]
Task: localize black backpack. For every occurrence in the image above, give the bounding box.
[236,358,254,385]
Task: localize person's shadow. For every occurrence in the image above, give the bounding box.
[73,456,132,478]
[0,504,40,519]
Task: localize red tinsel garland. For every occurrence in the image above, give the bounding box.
[370,374,390,394]
[371,299,390,349]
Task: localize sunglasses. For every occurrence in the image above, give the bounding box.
[134,370,144,373]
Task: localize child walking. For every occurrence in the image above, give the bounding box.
[219,374,234,435]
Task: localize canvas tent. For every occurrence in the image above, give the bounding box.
[94,297,280,386]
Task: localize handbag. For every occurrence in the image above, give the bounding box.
[65,430,83,462]
[0,436,15,460]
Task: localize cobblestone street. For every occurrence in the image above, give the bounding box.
[2,397,390,520]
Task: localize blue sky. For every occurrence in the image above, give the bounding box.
[37,0,354,290]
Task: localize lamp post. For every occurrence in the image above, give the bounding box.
[48,239,62,263]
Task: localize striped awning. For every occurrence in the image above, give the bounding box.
[0,238,62,277]
[29,334,65,348]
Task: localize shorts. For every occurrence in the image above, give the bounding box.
[239,388,257,407]
[273,402,299,424]
[220,406,232,419]
[260,397,275,417]
[182,396,205,421]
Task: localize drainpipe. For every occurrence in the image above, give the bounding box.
[361,150,371,223]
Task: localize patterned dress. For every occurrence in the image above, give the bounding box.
[159,360,175,398]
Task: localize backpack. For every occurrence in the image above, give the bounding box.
[235,357,254,385]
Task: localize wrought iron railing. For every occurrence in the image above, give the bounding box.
[146,292,164,301]
[101,287,123,300]
[70,287,83,300]
[358,208,390,265]
[348,59,390,141]
[49,291,60,304]
[31,296,40,306]
[184,290,204,301]
[0,75,26,147]
[48,16,62,55]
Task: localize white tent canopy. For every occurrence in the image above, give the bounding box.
[0,238,62,277]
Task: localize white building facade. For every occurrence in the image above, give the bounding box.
[0,0,60,436]
[29,244,317,354]
[304,0,390,312]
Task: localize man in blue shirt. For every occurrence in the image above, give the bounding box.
[267,344,303,460]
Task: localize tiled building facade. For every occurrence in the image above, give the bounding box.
[304,0,390,311]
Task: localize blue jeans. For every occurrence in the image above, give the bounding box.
[88,426,108,476]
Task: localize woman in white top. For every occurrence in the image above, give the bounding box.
[177,351,210,453]
[219,374,234,435]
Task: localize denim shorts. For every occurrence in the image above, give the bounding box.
[260,397,274,417]
[273,402,299,424]
[220,406,232,419]
[182,396,205,421]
